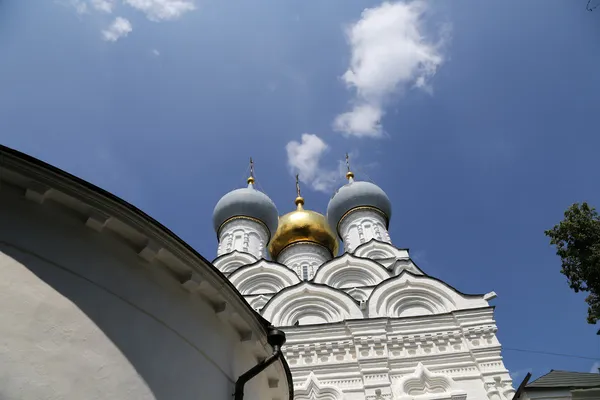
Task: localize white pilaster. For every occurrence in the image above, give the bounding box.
[217,217,269,259]
[339,208,391,253]
[277,242,332,281]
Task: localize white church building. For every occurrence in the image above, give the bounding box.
[0,146,293,400]
[0,143,515,400]
[212,161,516,400]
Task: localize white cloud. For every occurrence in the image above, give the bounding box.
[334,104,383,138]
[590,361,600,374]
[334,0,447,138]
[91,0,115,13]
[67,0,89,14]
[286,134,342,193]
[102,17,133,42]
[152,49,161,56]
[124,0,195,21]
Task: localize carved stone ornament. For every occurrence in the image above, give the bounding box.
[394,363,467,400]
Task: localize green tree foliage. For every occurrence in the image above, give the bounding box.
[546,203,600,326]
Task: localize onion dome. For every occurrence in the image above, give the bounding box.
[326,158,392,237]
[212,160,279,238]
[268,177,339,259]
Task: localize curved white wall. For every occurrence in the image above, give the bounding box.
[217,218,269,259]
[338,209,391,253]
[0,190,277,400]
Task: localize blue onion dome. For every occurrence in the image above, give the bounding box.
[326,170,392,237]
[213,175,279,238]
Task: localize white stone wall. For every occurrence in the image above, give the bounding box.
[282,309,514,400]
[277,243,332,280]
[339,209,391,253]
[217,217,269,259]
[0,189,280,400]
[222,226,515,399]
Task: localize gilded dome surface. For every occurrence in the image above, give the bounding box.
[213,181,279,237]
[269,197,339,259]
[327,179,392,236]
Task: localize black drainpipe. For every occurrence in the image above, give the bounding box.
[234,327,287,400]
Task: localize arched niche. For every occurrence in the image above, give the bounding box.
[353,239,409,260]
[367,272,487,318]
[228,260,301,295]
[212,251,258,275]
[261,283,363,327]
[313,253,390,289]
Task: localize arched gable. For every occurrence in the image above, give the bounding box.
[390,259,424,276]
[295,372,343,400]
[246,294,273,311]
[228,259,301,295]
[212,251,258,274]
[261,283,363,326]
[354,239,409,260]
[394,363,466,400]
[344,287,370,302]
[367,272,487,318]
[313,253,391,288]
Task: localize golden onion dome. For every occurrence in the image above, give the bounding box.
[268,195,339,260]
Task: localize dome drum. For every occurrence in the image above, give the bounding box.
[327,179,392,240]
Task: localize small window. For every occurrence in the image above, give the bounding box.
[302,265,308,281]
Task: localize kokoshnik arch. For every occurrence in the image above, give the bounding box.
[212,158,515,400]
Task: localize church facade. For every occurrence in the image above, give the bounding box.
[212,164,516,400]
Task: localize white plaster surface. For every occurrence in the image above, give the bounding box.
[0,189,283,400]
[339,209,391,253]
[277,243,332,280]
[217,217,269,259]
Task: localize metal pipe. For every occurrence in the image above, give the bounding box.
[234,327,287,400]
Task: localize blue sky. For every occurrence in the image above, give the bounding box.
[2,0,600,382]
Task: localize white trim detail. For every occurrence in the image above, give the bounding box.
[367,273,488,318]
[261,283,363,326]
[313,253,391,288]
[395,363,467,400]
[354,240,409,260]
[228,260,302,295]
[339,209,391,253]
[247,294,272,311]
[277,243,332,280]
[390,259,424,276]
[295,372,344,400]
[217,218,269,259]
[213,251,258,275]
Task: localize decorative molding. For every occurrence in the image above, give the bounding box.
[294,372,344,400]
[485,376,515,400]
[339,209,391,253]
[85,209,111,232]
[217,217,269,260]
[228,259,301,295]
[25,181,51,204]
[354,240,409,260]
[138,240,163,263]
[312,253,391,289]
[261,283,363,326]
[367,273,488,319]
[212,251,258,275]
[394,363,467,400]
[278,242,331,280]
